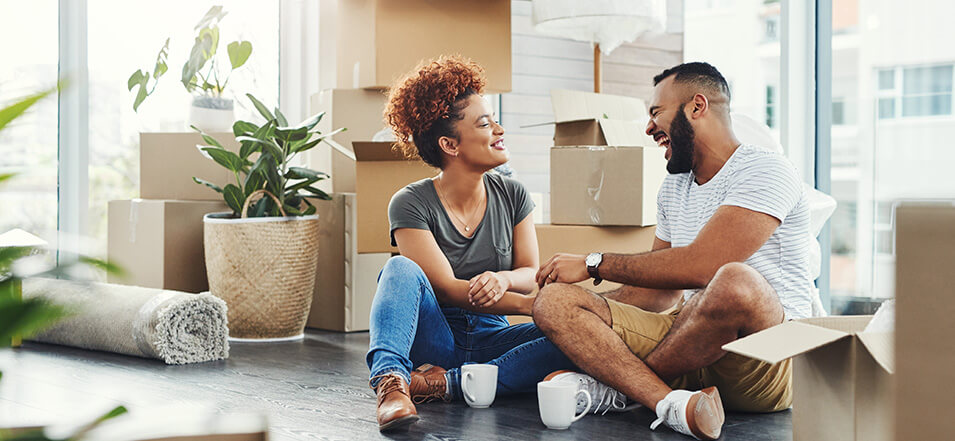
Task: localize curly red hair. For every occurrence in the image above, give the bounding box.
[384,55,487,167]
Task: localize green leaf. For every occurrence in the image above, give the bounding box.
[275,126,309,144]
[0,296,70,347]
[236,136,282,163]
[153,38,170,79]
[233,120,258,137]
[286,167,328,180]
[198,133,224,149]
[303,185,331,200]
[274,107,288,127]
[193,176,223,194]
[243,170,265,197]
[0,89,55,133]
[133,84,148,112]
[296,111,325,132]
[302,205,317,215]
[127,69,145,91]
[182,31,215,91]
[0,172,16,185]
[227,40,252,70]
[201,147,245,173]
[195,5,226,30]
[285,177,319,192]
[290,137,322,155]
[77,256,124,277]
[246,93,274,122]
[250,197,270,217]
[222,184,244,215]
[284,204,304,216]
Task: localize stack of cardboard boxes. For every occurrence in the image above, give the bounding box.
[107,132,231,294]
[303,0,512,331]
[509,90,668,324]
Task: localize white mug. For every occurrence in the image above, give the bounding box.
[538,380,592,430]
[461,364,498,408]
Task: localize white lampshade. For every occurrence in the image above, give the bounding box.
[532,0,667,54]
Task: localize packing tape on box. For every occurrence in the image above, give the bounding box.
[586,146,608,224]
[352,62,361,89]
[128,199,141,243]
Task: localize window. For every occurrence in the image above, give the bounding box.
[832,99,845,125]
[827,0,955,308]
[876,64,954,119]
[764,15,779,42]
[86,1,280,257]
[0,0,58,242]
[765,85,777,128]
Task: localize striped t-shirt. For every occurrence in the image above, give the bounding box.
[656,144,813,320]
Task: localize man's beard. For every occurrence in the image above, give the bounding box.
[666,107,695,174]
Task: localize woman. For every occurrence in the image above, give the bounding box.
[366,56,575,431]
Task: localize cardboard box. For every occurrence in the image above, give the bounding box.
[309,193,391,332]
[108,199,227,293]
[307,89,389,193]
[723,316,894,441]
[894,202,955,441]
[550,146,666,226]
[508,224,656,324]
[336,0,511,93]
[545,89,656,147]
[353,141,437,253]
[140,132,240,201]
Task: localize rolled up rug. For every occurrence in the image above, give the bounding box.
[23,279,229,364]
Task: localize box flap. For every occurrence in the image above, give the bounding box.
[598,119,656,146]
[550,89,649,123]
[858,331,895,374]
[722,320,851,364]
[799,315,873,333]
[352,141,408,162]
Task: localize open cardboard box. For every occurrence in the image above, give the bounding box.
[723,315,894,441]
[107,199,227,293]
[307,88,389,193]
[309,193,390,332]
[140,132,239,201]
[352,141,437,254]
[537,90,666,226]
[336,0,511,93]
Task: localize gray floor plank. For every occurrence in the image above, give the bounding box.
[0,330,792,440]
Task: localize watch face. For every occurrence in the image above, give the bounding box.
[586,253,601,267]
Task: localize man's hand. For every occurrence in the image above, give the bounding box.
[468,271,509,307]
[536,253,589,288]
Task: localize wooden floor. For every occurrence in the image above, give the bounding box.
[0,330,792,440]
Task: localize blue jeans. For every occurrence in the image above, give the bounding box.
[366,256,576,400]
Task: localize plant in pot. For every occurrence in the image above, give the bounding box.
[128,5,253,132]
[192,93,342,341]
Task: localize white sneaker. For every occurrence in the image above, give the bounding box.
[543,370,638,415]
[650,387,724,440]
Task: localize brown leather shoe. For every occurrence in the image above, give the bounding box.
[409,364,449,403]
[372,374,418,432]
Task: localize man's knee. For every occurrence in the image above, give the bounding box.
[700,263,768,310]
[533,283,583,329]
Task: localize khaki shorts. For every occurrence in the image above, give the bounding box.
[605,298,792,413]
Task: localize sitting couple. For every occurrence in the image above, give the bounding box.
[367,57,812,440]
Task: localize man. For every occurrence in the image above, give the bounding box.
[532,62,812,440]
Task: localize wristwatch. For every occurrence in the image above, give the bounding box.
[586,252,603,286]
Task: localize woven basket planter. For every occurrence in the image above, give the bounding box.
[203,199,320,340]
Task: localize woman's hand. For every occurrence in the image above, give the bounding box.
[468,271,510,307]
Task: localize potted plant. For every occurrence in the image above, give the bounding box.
[193,93,342,341]
[128,5,253,132]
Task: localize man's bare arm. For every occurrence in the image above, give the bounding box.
[598,205,781,289]
[601,237,682,312]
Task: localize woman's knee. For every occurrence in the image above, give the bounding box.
[380,255,426,280]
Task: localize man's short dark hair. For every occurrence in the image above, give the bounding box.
[653,62,731,101]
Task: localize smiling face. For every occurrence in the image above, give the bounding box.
[445,94,508,169]
[646,76,696,174]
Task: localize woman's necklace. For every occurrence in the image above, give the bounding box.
[435,176,485,233]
